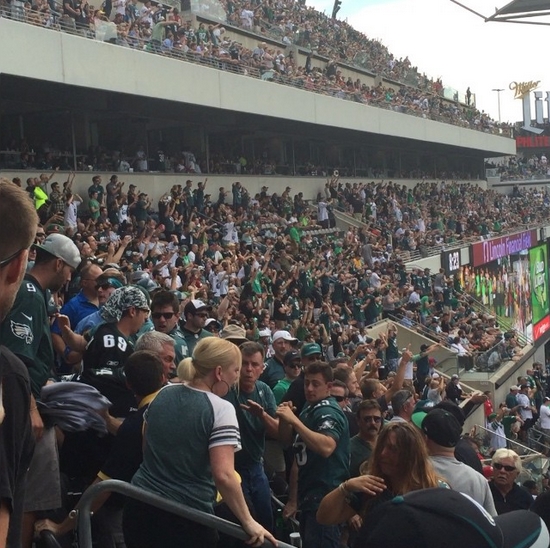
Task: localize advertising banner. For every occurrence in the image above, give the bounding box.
[529,244,550,340]
[470,229,538,268]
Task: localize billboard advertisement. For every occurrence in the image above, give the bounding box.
[529,244,550,340]
[470,229,538,268]
[458,245,542,341]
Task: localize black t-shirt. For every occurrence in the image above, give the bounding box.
[0,347,34,547]
[100,403,149,507]
[81,323,136,417]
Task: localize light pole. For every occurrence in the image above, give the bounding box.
[492,88,504,122]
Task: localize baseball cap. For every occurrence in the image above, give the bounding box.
[220,324,248,344]
[170,290,185,301]
[204,318,222,332]
[451,374,459,379]
[391,390,414,415]
[356,488,549,548]
[184,299,212,316]
[510,385,520,391]
[272,330,297,343]
[301,343,322,357]
[258,328,271,338]
[283,350,301,366]
[97,276,124,289]
[422,408,462,448]
[36,234,81,269]
[100,286,150,323]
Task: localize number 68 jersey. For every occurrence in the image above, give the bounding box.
[81,322,136,418]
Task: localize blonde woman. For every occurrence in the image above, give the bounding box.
[123,337,276,548]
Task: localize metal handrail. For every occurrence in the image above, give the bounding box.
[464,293,531,346]
[75,479,294,548]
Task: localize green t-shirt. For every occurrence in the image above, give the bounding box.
[295,397,350,511]
[180,326,213,356]
[88,198,100,220]
[272,378,293,404]
[224,381,276,466]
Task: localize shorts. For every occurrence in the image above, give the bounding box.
[24,427,62,513]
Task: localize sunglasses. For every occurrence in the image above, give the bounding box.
[362,416,382,423]
[286,363,301,369]
[96,283,114,290]
[493,463,516,472]
[0,248,26,269]
[152,312,175,320]
[332,395,347,402]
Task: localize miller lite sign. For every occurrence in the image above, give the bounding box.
[510,80,548,134]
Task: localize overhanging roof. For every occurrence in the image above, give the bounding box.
[450,0,550,25]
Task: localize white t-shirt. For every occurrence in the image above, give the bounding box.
[539,404,550,429]
[318,201,328,222]
[64,200,81,228]
[517,392,533,420]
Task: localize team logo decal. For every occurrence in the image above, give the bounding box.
[10,320,34,344]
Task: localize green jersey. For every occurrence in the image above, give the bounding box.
[168,326,189,363]
[294,397,349,511]
[0,274,54,397]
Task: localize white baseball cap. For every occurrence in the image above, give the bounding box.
[272,330,297,343]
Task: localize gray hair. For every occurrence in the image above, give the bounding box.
[136,331,174,353]
[492,448,522,473]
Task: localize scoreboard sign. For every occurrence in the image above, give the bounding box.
[441,249,460,275]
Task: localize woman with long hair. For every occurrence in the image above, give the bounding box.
[122,337,276,548]
[317,421,442,531]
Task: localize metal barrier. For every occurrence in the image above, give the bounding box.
[75,479,294,548]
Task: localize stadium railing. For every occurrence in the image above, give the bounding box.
[74,479,294,548]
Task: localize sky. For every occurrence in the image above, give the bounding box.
[306,0,550,125]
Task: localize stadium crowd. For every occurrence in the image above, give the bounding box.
[1,172,550,547]
[0,0,510,143]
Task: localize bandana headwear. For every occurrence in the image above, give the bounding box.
[100,286,150,323]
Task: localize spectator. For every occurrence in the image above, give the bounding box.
[489,448,533,514]
[0,181,39,548]
[277,361,349,548]
[123,337,275,547]
[0,233,81,548]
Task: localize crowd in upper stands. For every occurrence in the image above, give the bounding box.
[0,0,510,136]
[488,154,550,181]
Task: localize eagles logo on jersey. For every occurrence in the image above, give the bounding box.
[10,320,33,344]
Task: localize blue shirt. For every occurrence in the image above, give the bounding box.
[51,291,99,336]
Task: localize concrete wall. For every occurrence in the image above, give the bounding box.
[0,171,478,205]
[0,18,516,156]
